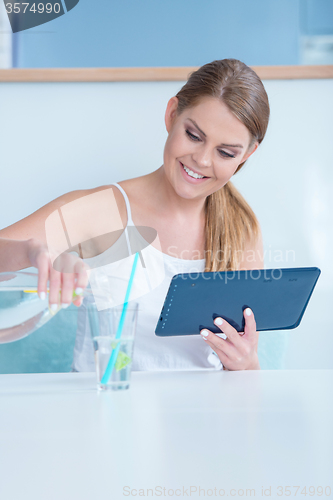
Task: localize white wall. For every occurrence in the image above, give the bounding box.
[1,78,332,369]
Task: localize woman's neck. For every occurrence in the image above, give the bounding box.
[145,166,207,224]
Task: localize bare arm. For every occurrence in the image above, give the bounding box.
[0,185,126,306]
[0,238,32,273]
[0,190,91,306]
[0,185,127,264]
[0,189,94,247]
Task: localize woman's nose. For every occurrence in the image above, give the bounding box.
[192,147,213,168]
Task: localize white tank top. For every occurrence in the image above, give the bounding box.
[72,183,222,372]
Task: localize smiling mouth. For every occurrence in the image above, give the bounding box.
[181,162,209,179]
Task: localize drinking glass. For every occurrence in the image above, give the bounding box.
[87,301,138,390]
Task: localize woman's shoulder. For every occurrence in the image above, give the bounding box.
[116,175,149,197]
[116,175,153,214]
[58,178,150,229]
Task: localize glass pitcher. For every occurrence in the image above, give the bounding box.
[0,271,91,344]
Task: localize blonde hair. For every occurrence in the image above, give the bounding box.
[175,59,270,271]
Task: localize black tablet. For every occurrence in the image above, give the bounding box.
[155,267,321,336]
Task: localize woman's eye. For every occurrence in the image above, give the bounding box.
[186,129,235,158]
[185,129,200,141]
[219,150,235,159]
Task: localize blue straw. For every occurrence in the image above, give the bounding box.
[101,252,139,385]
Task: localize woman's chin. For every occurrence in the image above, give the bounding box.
[164,164,212,199]
[173,180,206,200]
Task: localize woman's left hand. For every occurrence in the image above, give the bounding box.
[200,308,260,370]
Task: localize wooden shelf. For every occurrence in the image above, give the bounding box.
[0,65,332,82]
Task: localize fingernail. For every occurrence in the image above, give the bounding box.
[207,352,221,368]
[50,304,58,311]
[245,308,252,316]
[215,317,223,326]
[200,329,209,338]
[216,333,227,340]
[61,303,70,309]
[75,287,83,296]
[39,292,46,300]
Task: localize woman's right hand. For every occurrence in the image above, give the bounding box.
[26,238,89,309]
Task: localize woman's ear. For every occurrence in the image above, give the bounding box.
[165,96,179,133]
[233,141,259,175]
[241,141,259,164]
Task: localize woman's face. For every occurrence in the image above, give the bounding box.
[163,96,258,199]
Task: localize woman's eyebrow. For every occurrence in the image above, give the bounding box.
[188,118,244,149]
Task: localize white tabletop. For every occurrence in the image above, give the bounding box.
[0,370,332,500]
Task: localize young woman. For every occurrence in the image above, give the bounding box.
[0,59,269,371]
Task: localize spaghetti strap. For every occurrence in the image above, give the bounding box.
[111,182,135,226]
